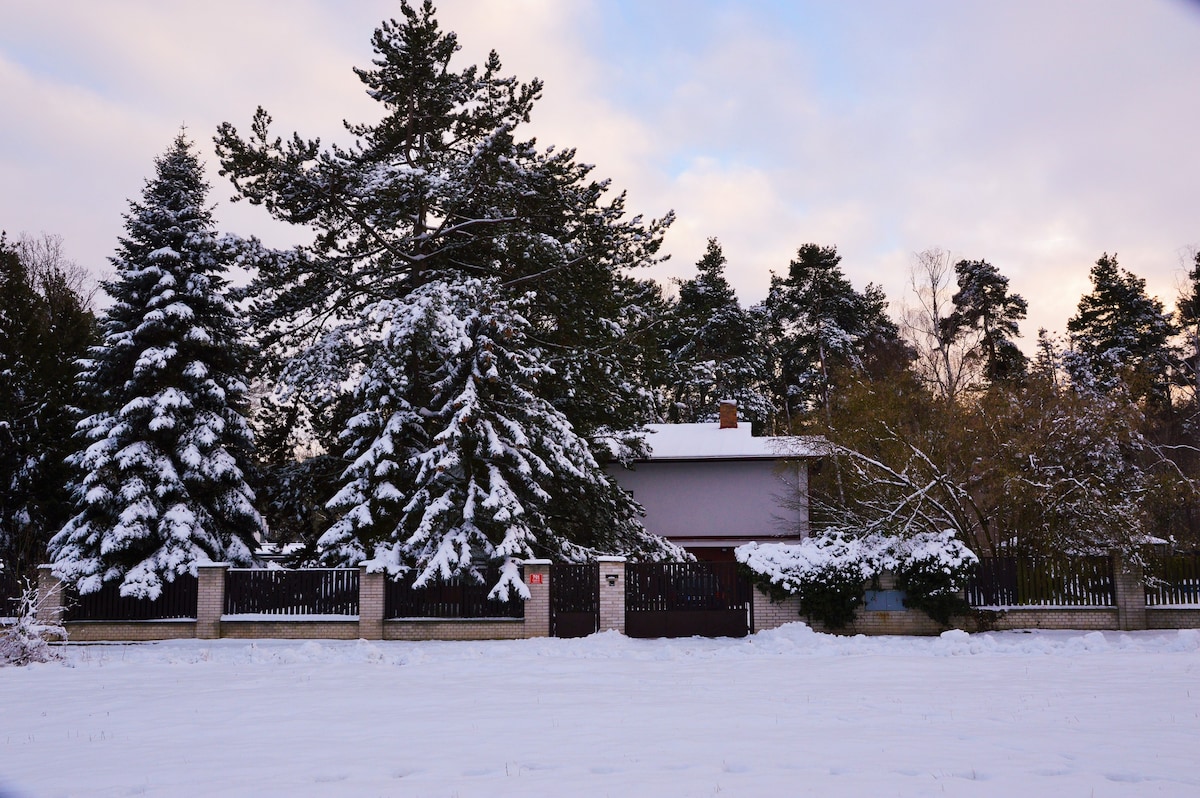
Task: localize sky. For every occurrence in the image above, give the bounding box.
[3,0,1200,343]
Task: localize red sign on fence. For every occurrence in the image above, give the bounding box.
[528,573,544,585]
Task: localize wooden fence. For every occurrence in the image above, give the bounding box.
[66,575,199,621]
[1,569,24,616]
[384,568,524,619]
[1145,554,1200,606]
[966,556,1114,607]
[225,568,359,616]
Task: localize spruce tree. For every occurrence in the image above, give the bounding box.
[50,135,263,598]
[214,0,671,439]
[665,239,771,429]
[1175,251,1200,414]
[317,279,680,594]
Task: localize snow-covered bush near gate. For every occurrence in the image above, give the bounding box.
[737,529,978,628]
[0,582,65,666]
[737,531,886,595]
[891,529,978,624]
[737,530,890,629]
[890,529,978,588]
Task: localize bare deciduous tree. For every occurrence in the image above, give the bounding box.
[902,248,983,405]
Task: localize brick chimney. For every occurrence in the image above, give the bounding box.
[719,399,738,429]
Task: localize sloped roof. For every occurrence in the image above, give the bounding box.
[641,423,828,461]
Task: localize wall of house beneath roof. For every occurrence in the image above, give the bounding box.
[608,459,808,545]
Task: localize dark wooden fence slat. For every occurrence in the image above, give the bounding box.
[1,569,26,617]
[1145,554,1200,606]
[224,569,360,616]
[384,566,524,619]
[66,575,199,621]
[968,556,1114,608]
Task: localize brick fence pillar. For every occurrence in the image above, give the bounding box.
[35,565,66,625]
[597,556,626,634]
[196,563,229,639]
[1112,551,1147,631]
[358,566,385,640]
[522,560,552,638]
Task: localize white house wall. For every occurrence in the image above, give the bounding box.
[608,459,809,547]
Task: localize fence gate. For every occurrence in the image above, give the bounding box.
[625,562,752,638]
[551,563,599,638]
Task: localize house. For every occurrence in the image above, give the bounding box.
[608,402,828,562]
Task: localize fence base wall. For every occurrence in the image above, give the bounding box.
[972,607,1120,631]
[1145,608,1200,629]
[219,620,361,640]
[55,618,530,641]
[383,619,525,641]
[752,587,1136,635]
[753,589,947,635]
[64,621,197,642]
[751,590,801,632]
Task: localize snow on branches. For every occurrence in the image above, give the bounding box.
[49,135,261,599]
[318,278,680,599]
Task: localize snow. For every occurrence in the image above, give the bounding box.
[2,627,1198,797]
[737,529,977,593]
[642,422,827,460]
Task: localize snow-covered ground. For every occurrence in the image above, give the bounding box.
[2,625,1198,797]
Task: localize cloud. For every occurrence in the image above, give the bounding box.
[2,0,1198,343]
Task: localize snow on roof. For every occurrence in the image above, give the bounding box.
[642,423,828,461]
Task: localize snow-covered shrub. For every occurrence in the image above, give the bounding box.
[737,531,887,629]
[893,530,979,624]
[0,581,65,666]
[737,528,978,628]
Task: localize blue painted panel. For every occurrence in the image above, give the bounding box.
[863,589,907,611]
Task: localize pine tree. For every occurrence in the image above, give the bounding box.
[1175,251,1200,414]
[0,234,96,579]
[1067,253,1175,405]
[214,0,670,440]
[665,239,771,429]
[50,135,263,598]
[317,279,681,595]
[215,1,676,581]
[943,259,1028,384]
[762,243,902,425]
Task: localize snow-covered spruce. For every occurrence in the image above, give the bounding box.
[50,135,261,599]
[318,278,681,599]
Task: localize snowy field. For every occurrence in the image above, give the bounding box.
[2,626,1198,798]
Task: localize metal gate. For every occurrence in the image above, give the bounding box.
[625,562,752,638]
[551,563,599,637]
